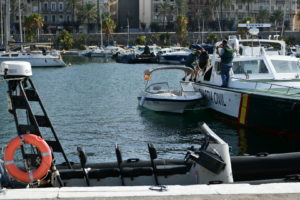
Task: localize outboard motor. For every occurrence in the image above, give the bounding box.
[0,61,32,78]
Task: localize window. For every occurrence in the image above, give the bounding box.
[232,60,269,74]
[271,60,300,73]
[43,3,48,11]
[51,2,56,11]
[52,15,55,23]
[59,15,63,22]
[44,16,48,22]
[59,2,63,11]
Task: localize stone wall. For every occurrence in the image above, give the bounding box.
[19,31,300,48]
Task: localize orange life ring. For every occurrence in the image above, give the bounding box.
[4,134,52,183]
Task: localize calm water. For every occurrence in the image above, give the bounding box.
[0,56,299,164]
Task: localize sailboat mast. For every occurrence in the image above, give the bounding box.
[4,0,10,51]
[0,0,3,44]
[100,2,103,47]
[18,0,23,43]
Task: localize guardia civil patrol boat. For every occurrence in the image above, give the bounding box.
[0,61,300,189]
[194,25,300,136]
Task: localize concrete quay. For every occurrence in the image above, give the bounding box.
[1,183,300,200]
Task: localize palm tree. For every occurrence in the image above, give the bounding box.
[66,0,78,32]
[102,17,116,45]
[175,14,188,46]
[24,13,44,42]
[77,2,97,33]
[208,0,232,31]
[257,9,270,23]
[175,0,186,15]
[158,1,172,31]
[270,10,283,31]
[242,0,255,17]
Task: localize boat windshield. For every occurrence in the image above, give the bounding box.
[232,59,269,74]
[146,82,169,94]
[271,60,300,73]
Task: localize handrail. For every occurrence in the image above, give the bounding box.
[231,77,300,96]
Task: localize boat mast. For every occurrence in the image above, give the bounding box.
[18,0,23,43]
[4,0,10,51]
[127,17,129,47]
[100,2,103,48]
[0,0,3,44]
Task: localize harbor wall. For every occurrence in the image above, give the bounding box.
[13,31,300,47]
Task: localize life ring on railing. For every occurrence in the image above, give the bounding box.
[4,134,52,183]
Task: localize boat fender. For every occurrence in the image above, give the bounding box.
[4,134,52,183]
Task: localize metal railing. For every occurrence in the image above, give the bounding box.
[232,77,300,97]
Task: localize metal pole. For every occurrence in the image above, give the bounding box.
[4,0,10,51]
[100,3,103,47]
[0,0,3,44]
[127,18,129,47]
[18,0,23,43]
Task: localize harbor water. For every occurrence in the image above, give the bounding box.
[0,56,299,164]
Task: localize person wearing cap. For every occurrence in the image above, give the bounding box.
[216,39,234,87]
[183,50,201,81]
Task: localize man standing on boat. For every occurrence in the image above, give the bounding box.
[198,47,209,77]
[183,50,201,81]
[217,40,234,87]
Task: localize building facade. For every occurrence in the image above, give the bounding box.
[118,0,139,32]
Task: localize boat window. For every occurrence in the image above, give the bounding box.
[146,82,169,94]
[271,60,300,73]
[1,54,9,57]
[232,60,269,74]
[12,54,19,57]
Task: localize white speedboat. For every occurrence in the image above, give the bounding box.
[138,66,205,113]
[194,28,300,136]
[0,51,66,67]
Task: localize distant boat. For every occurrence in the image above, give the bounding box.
[0,43,65,67]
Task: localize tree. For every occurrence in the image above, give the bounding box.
[242,0,255,17]
[66,0,78,32]
[270,10,283,31]
[175,14,188,46]
[158,1,172,31]
[208,0,232,31]
[24,13,44,42]
[205,33,220,44]
[175,0,186,15]
[257,9,270,23]
[136,36,146,45]
[102,17,116,45]
[57,30,74,50]
[77,2,97,33]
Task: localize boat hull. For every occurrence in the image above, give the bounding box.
[138,96,204,114]
[194,83,300,136]
[0,57,65,67]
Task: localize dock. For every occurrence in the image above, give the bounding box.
[1,183,300,200]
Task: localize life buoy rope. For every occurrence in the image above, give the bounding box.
[4,134,52,183]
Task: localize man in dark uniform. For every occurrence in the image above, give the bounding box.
[217,39,234,87]
[198,47,209,77]
[183,50,201,81]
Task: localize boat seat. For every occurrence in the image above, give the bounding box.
[115,144,154,183]
[59,168,120,180]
